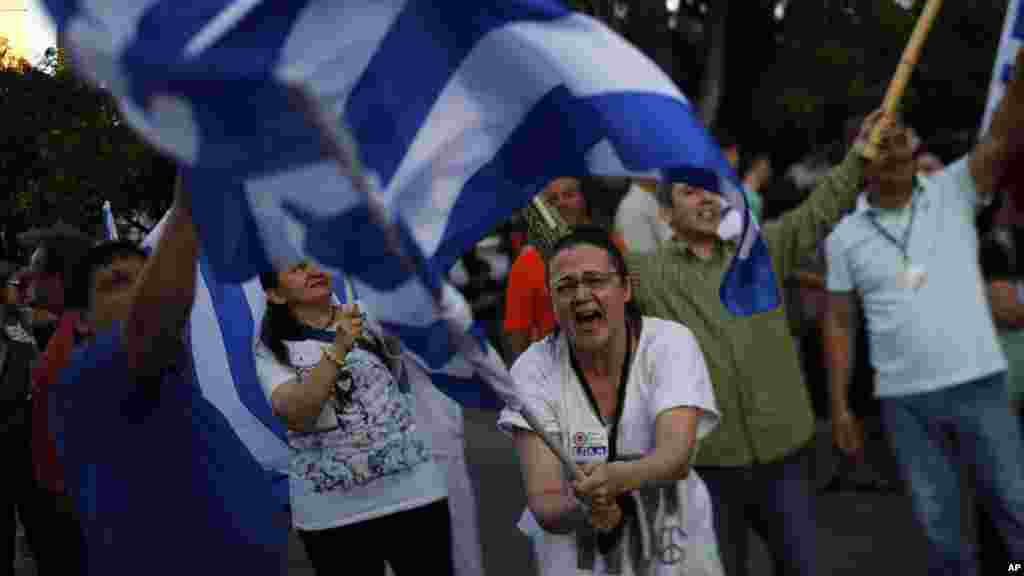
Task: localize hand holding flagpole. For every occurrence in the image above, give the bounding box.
[863,0,943,159]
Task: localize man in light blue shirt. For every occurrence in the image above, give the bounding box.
[824,56,1024,575]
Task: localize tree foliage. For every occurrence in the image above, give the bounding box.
[0,36,32,72]
[0,2,1011,257]
[565,1,1006,168]
[0,50,175,259]
[747,0,1005,166]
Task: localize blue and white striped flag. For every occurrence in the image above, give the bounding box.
[142,213,290,505]
[101,200,118,240]
[145,211,487,506]
[45,0,778,420]
[982,0,1024,137]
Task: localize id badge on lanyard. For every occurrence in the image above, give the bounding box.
[868,194,927,292]
[565,319,633,468]
[571,429,610,466]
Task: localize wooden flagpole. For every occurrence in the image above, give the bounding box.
[863,0,944,159]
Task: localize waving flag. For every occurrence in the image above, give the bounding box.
[145,211,482,496]
[142,214,290,504]
[44,0,776,420]
[982,0,1024,136]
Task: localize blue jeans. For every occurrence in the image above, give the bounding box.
[696,442,817,576]
[882,371,1024,576]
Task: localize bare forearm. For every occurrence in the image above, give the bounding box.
[765,150,865,279]
[991,56,1024,148]
[277,359,341,432]
[516,430,585,534]
[613,409,698,493]
[825,327,855,414]
[528,493,585,535]
[125,203,198,374]
[612,447,691,494]
[978,52,1024,196]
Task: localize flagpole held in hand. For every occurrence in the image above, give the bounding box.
[863,0,943,159]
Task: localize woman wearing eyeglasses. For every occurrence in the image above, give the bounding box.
[498,227,722,575]
[254,261,453,575]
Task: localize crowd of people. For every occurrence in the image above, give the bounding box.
[2,52,1024,576]
[487,59,1024,574]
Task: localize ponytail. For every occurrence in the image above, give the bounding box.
[258,271,301,367]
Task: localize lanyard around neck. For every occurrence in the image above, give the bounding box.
[867,192,919,263]
[567,319,635,462]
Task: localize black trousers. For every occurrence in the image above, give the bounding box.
[0,420,84,576]
[297,499,453,576]
[697,443,818,576]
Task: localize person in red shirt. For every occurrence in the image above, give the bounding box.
[23,232,90,575]
[502,178,625,361]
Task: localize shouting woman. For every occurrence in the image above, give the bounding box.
[498,227,722,575]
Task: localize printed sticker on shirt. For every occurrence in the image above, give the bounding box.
[571,430,609,464]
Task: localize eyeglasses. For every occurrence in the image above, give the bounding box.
[550,271,619,301]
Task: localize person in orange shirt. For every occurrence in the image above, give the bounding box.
[502,177,624,361]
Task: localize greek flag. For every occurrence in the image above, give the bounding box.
[141,213,290,504]
[46,0,776,423]
[982,0,1024,136]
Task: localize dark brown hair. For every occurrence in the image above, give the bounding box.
[545,226,642,338]
[258,270,301,367]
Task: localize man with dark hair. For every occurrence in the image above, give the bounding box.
[631,111,883,576]
[826,52,1024,573]
[51,178,287,575]
[25,230,93,322]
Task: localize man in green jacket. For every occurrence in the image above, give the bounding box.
[625,111,885,576]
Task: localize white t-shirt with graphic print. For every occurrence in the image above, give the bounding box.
[255,334,446,531]
[498,317,721,576]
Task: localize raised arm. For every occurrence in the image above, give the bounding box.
[123,173,198,379]
[266,305,361,432]
[762,112,880,280]
[972,48,1024,204]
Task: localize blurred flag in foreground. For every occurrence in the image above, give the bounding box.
[44,1,778,420]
